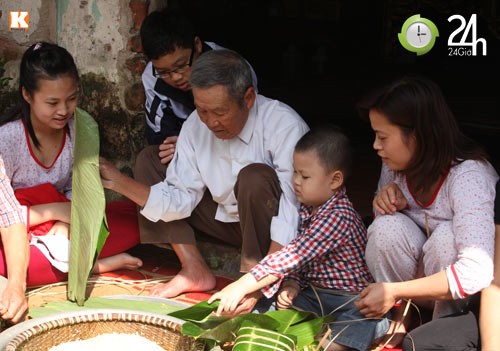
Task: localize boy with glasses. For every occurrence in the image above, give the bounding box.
[136,9,257,243]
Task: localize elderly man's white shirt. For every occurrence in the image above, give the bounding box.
[141,94,309,245]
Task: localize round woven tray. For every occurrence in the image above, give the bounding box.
[5,309,203,351]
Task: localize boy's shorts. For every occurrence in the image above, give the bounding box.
[292,286,389,351]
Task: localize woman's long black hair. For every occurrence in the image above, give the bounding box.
[0,41,79,148]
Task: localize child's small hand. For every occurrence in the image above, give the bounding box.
[373,183,408,215]
[276,281,299,310]
[208,281,248,316]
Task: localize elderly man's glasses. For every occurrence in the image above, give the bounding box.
[153,43,195,79]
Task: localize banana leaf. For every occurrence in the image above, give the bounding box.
[169,299,220,322]
[170,301,279,343]
[265,309,313,332]
[284,316,328,349]
[67,108,109,306]
[28,296,184,319]
[233,324,296,351]
[264,309,333,349]
[190,313,279,343]
[169,300,327,349]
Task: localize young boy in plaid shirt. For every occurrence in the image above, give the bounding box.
[209,125,386,351]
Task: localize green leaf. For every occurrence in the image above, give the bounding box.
[285,316,328,349]
[67,108,109,306]
[196,314,279,344]
[263,309,329,348]
[234,326,296,351]
[264,309,313,332]
[28,297,184,319]
[180,321,206,337]
[172,301,329,348]
[169,299,219,322]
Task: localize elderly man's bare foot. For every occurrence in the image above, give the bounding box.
[149,264,216,298]
[93,253,143,274]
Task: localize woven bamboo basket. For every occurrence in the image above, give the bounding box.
[4,309,204,351]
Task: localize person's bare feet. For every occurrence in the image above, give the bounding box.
[93,253,143,274]
[370,303,412,350]
[149,260,216,298]
[373,319,407,349]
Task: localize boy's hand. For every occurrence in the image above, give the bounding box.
[276,280,299,310]
[158,136,178,165]
[373,183,408,215]
[208,281,248,316]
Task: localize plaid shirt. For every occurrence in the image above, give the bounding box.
[0,157,24,228]
[251,187,373,298]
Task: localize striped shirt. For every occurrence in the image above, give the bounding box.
[251,187,373,298]
[0,157,25,227]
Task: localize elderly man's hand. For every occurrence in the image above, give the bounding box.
[99,157,150,207]
[99,157,122,191]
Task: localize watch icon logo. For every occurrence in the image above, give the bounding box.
[398,14,439,55]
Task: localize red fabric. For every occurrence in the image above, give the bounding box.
[99,200,141,257]
[0,183,140,286]
[15,183,69,236]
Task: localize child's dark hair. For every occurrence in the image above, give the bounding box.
[295,124,353,180]
[140,9,196,60]
[356,75,487,194]
[0,41,79,148]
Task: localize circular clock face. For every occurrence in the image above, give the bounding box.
[398,15,439,55]
[406,22,433,48]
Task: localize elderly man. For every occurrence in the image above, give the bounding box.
[100,49,309,313]
[136,10,258,244]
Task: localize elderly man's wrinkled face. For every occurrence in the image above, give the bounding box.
[193,85,255,140]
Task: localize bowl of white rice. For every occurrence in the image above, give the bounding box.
[0,305,203,351]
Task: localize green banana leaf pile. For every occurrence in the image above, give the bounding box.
[169,300,334,350]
